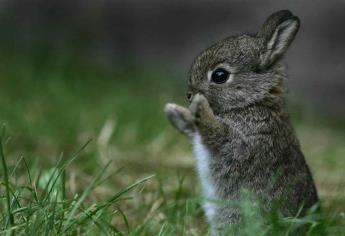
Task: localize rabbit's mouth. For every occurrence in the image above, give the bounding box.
[187,92,193,103]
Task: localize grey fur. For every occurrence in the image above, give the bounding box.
[165,10,318,233]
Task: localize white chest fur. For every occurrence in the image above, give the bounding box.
[192,133,218,223]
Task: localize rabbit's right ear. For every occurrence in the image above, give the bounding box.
[258,10,300,69]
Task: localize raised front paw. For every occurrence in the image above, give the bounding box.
[189,94,215,127]
[164,103,196,138]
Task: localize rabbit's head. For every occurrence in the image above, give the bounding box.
[187,10,300,114]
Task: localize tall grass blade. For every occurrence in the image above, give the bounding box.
[0,137,15,235]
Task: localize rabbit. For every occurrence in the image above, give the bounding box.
[164,10,318,233]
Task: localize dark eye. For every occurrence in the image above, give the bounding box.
[211,68,230,84]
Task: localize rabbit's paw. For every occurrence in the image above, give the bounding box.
[189,94,216,128]
[165,103,196,138]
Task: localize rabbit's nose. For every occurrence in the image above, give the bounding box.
[187,92,193,102]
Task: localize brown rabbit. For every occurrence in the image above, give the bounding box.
[165,10,318,233]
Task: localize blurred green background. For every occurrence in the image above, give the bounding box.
[0,1,344,234]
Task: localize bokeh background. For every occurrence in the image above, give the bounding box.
[1,0,344,234]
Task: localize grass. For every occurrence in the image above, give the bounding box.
[0,133,154,235]
[1,52,345,235]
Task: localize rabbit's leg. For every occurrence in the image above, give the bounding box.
[165,103,196,139]
[189,94,221,133]
[189,94,231,153]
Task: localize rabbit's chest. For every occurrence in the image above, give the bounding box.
[192,132,218,223]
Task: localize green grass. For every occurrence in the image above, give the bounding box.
[1,53,345,235]
[0,134,153,235]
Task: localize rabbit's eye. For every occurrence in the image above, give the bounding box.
[211,68,230,84]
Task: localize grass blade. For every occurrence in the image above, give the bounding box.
[0,138,15,235]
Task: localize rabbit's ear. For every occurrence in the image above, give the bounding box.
[258,10,300,68]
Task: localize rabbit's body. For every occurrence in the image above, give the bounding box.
[165,10,318,232]
[193,132,218,221]
[193,101,318,227]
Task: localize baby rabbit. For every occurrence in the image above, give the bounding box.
[165,10,318,232]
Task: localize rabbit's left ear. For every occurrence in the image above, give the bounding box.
[258,10,300,68]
